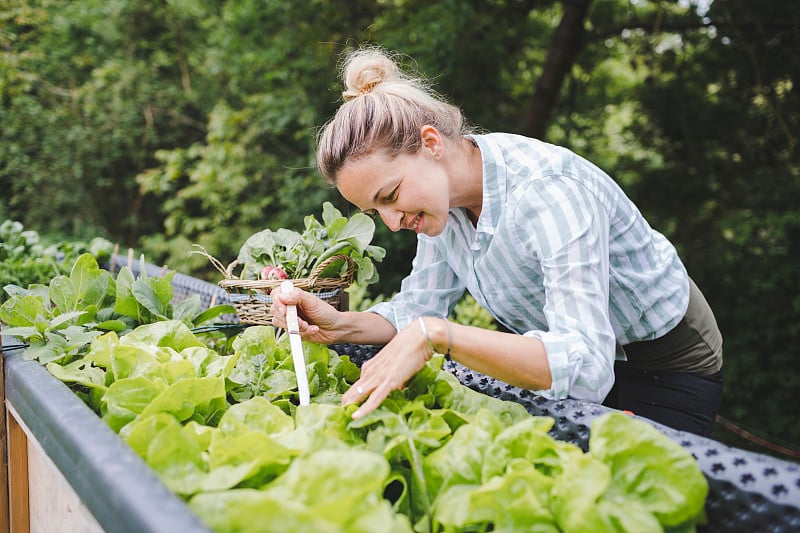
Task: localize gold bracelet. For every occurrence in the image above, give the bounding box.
[418,317,435,359]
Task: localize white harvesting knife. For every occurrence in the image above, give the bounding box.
[281,280,310,406]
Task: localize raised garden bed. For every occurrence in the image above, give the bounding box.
[2,258,799,531]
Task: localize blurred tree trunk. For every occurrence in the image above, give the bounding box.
[524,0,593,139]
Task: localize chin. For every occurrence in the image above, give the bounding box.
[424,225,445,237]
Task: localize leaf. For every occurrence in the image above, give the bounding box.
[49,275,77,312]
[263,448,402,529]
[366,244,386,262]
[336,212,376,253]
[46,358,107,391]
[172,294,202,322]
[321,201,343,227]
[94,319,129,332]
[49,310,89,330]
[218,396,294,437]
[123,320,206,352]
[131,271,175,320]
[114,268,141,320]
[103,375,167,432]
[354,255,375,284]
[36,333,70,363]
[75,304,99,325]
[422,409,501,497]
[434,461,558,532]
[69,253,110,310]
[23,340,61,363]
[61,325,103,352]
[204,430,293,491]
[0,326,38,338]
[482,417,580,481]
[3,284,35,299]
[324,217,348,241]
[0,294,48,327]
[191,304,236,326]
[130,413,209,496]
[189,489,341,533]
[550,454,616,533]
[588,412,709,527]
[139,376,228,426]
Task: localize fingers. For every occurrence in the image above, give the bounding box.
[341,355,386,416]
[271,311,319,334]
[270,286,324,337]
[342,379,368,406]
[342,379,395,420]
[269,285,301,327]
[352,383,393,419]
[269,286,299,315]
[341,348,407,419]
[341,382,364,406]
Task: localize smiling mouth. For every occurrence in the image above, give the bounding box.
[408,212,423,233]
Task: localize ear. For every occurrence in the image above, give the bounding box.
[420,125,442,158]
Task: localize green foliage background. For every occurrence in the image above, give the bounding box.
[2,0,798,454]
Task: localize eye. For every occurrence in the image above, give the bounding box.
[382,187,398,203]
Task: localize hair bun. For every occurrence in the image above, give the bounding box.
[341,49,398,101]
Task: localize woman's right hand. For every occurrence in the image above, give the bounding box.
[269,285,342,345]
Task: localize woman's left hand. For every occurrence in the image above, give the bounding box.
[341,319,433,419]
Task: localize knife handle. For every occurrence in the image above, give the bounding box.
[280,280,300,333]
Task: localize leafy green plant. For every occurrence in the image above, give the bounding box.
[0,253,234,365]
[0,219,115,303]
[39,320,710,532]
[225,325,360,408]
[1,219,45,260]
[234,202,386,285]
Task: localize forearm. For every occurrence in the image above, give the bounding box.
[335,311,398,346]
[425,319,552,391]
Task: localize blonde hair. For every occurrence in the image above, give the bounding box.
[316,47,467,185]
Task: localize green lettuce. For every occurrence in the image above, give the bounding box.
[36,321,709,533]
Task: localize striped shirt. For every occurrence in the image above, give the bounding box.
[369,133,689,403]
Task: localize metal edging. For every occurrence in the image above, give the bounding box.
[2,341,212,533]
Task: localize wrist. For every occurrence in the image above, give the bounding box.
[419,317,453,359]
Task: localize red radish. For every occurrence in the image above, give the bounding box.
[261,265,288,280]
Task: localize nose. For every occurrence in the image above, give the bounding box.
[378,208,403,232]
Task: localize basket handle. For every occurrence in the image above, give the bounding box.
[188,244,234,278]
[307,254,355,285]
[224,260,241,280]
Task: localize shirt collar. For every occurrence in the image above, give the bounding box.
[469,134,507,239]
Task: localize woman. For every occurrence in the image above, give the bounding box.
[270,47,723,437]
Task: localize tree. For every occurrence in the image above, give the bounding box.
[624,0,800,448]
[525,0,593,138]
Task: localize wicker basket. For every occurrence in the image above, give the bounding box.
[217,254,355,325]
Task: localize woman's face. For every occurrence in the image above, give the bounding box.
[336,146,451,236]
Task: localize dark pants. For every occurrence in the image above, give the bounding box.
[603,365,723,437]
[603,277,724,437]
